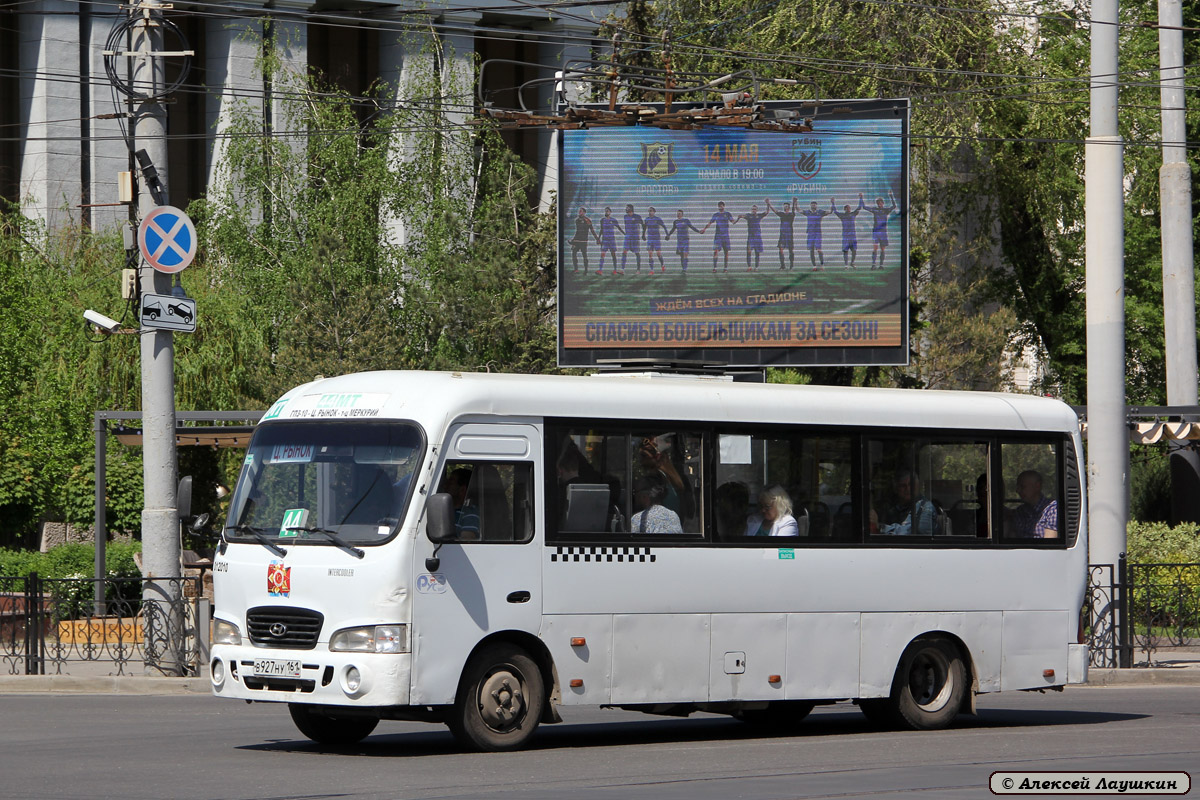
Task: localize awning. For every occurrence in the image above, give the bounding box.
[111,425,257,448]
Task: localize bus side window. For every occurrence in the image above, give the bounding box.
[1000,442,1060,540]
[557,431,625,534]
[439,462,534,543]
[633,431,702,535]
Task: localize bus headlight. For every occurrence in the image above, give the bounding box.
[213,619,241,646]
[330,625,409,654]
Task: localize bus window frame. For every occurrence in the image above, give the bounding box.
[433,459,538,545]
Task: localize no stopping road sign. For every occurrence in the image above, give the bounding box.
[138,205,197,273]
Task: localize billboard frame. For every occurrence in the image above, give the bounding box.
[555,97,910,370]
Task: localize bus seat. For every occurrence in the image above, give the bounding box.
[564,483,610,532]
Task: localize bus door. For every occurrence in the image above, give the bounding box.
[410,422,542,704]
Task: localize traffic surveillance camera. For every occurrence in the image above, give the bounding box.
[84,309,121,333]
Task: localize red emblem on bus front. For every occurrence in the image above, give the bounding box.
[267,562,291,597]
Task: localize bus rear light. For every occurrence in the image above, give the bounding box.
[1043,669,1055,679]
[570,637,586,647]
[569,679,584,688]
[768,674,781,684]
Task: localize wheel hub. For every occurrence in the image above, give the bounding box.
[908,649,952,711]
[479,669,525,731]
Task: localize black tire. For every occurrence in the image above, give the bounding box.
[734,700,816,729]
[288,703,379,745]
[448,643,545,752]
[893,637,966,730]
[858,638,966,730]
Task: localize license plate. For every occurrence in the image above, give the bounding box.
[253,658,301,677]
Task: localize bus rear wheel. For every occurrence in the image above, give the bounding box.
[448,643,545,752]
[859,638,966,730]
[893,637,968,730]
[288,703,379,745]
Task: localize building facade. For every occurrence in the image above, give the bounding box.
[1,0,609,230]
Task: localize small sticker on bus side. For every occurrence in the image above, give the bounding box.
[416,574,447,594]
[765,548,795,560]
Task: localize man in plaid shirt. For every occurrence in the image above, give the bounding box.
[1014,470,1059,538]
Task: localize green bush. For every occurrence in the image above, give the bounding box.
[1124,522,1200,639]
[0,541,141,579]
[1126,522,1200,564]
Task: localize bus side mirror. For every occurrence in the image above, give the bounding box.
[426,493,455,544]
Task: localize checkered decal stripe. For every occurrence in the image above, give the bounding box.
[550,546,656,563]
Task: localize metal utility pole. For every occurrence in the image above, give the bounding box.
[130,0,183,675]
[1158,0,1200,523]
[1086,0,1128,622]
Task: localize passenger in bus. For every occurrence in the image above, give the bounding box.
[745,485,802,536]
[714,481,750,538]
[630,473,683,534]
[1013,470,1058,538]
[637,434,695,522]
[873,470,938,535]
[440,467,480,538]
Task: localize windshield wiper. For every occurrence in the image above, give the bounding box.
[285,526,366,559]
[226,524,288,558]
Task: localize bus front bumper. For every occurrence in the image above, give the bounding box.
[210,645,411,707]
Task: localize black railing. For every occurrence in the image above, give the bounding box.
[0,574,203,676]
[1126,561,1200,664]
[1088,557,1200,667]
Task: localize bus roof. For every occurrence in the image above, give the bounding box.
[267,371,1080,435]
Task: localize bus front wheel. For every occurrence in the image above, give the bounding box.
[448,643,545,751]
[288,703,379,745]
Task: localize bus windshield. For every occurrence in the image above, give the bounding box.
[226,421,423,546]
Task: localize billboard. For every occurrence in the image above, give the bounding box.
[557,99,909,368]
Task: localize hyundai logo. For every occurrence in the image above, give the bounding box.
[269,622,288,638]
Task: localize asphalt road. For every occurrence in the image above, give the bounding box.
[1,686,1196,800]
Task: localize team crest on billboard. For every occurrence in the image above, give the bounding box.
[638,142,678,180]
[267,561,291,597]
[792,138,822,180]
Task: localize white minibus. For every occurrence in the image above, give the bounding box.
[210,370,1088,751]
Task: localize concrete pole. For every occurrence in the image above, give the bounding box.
[1158,0,1200,523]
[131,0,182,675]
[1086,0,1128,663]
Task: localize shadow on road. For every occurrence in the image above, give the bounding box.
[236,705,1146,758]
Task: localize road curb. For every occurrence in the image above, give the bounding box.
[1085,668,1200,687]
[0,676,211,695]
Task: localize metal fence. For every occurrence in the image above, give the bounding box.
[1088,558,1200,667]
[0,574,203,677]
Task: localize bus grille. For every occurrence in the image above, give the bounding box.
[246,606,324,649]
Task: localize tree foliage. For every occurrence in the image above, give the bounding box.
[0,31,560,543]
[605,0,1198,402]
